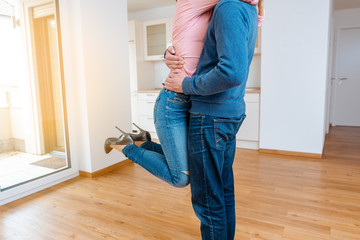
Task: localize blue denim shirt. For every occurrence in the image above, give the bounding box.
[182,0,258,118]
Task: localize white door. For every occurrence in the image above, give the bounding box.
[332,27,360,126]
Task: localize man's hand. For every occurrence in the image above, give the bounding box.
[163,69,188,93]
[165,46,184,70]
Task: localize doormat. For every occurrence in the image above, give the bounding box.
[30,157,67,169]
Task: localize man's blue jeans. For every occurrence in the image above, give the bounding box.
[188,113,245,240]
[122,88,190,188]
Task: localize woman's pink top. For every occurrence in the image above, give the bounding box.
[172,0,263,76]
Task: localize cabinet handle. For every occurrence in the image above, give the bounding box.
[339,77,348,80]
[147,102,154,104]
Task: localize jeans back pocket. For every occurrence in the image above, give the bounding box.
[213,116,246,149]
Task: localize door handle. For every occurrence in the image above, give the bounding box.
[339,77,348,80]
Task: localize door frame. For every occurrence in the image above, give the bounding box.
[330,24,360,126]
[0,0,77,206]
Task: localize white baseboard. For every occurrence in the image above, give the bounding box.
[236,140,259,150]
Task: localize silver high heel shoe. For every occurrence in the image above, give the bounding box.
[104,134,134,154]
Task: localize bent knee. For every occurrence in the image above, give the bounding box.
[172,173,190,188]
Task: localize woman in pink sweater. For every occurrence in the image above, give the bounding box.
[105,0,264,187]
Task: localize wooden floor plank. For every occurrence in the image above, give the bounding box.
[0,126,360,239]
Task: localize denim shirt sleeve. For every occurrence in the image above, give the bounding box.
[182,2,250,96]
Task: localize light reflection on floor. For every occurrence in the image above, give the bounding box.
[0,151,66,190]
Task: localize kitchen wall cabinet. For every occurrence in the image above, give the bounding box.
[143,18,172,61]
[128,20,156,90]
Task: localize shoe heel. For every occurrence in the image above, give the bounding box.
[115,126,127,135]
[132,123,151,141]
[132,123,145,132]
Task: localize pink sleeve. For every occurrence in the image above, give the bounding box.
[189,0,220,15]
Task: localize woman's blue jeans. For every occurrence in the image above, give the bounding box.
[122,88,190,188]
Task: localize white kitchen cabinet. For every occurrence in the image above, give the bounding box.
[134,91,259,145]
[236,92,260,149]
[134,92,158,138]
[143,18,172,61]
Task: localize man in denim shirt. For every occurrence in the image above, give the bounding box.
[164,0,258,239]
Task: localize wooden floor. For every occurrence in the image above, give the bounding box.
[1,127,360,240]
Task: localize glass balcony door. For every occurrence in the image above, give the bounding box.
[0,0,76,205]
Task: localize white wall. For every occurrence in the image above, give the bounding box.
[0,109,11,140]
[0,15,26,143]
[9,109,23,139]
[260,0,332,154]
[59,0,131,173]
[8,89,24,139]
[324,2,335,134]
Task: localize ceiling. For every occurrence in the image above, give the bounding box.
[128,0,175,13]
[333,0,360,10]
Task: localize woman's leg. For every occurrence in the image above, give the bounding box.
[140,141,164,155]
[122,88,190,188]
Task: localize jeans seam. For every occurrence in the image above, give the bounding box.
[214,120,226,149]
[201,116,215,240]
[167,124,180,183]
[166,91,170,126]
[214,121,217,148]
[200,116,204,151]
[214,120,221,149]
[153,96,160,124]
[165,92,181,182]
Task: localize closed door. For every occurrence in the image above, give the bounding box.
[332,27,360,126]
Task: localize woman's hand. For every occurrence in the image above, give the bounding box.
[165,46,184,70]
[163,69,188,93]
